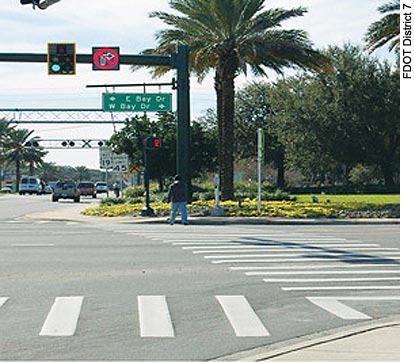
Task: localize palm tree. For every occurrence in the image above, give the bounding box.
[73,166,91,182]
[0,119,15,189]
[4,128,46,191]
[141,0,330,199]
[365,0,400,54]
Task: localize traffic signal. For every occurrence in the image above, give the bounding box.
[20,0,39,7]
[47,43,76,75]
[24,140,39,148]
[21,0,62,10]
[61,140,75,147]
[145,136,161,149]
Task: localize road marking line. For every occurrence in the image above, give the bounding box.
[0,297,9,308]
[246,269,400,275]
[198,250,397,256]
[211,257,399,264]
[230,264,400,270]
[307,296,400,320]
[307,298,371,319]
[12,244,55,247]
[186,246,397,251]
[216,296,270,337]
[204,251,390,259]
[137,296,174,337]
[39,296,84,336]
[282,286,400,291]
[263,277,400,282]
[175,242,237,246]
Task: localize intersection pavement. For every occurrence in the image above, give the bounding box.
[0,202,401,361]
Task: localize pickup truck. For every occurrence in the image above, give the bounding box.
[52,180,81,202]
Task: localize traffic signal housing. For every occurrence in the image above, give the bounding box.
[20,0,39,5]
[145,136,162,150]
[47,43,76,75]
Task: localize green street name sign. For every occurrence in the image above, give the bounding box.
[102,93,172,112]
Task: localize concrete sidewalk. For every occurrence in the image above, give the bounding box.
[222,317,400,361]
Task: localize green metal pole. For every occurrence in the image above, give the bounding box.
[175,45,191,195]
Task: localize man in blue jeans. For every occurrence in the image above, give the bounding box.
[167,175,189,225]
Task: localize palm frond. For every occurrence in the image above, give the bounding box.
[365,0,400,54]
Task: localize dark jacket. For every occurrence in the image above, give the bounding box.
[167,180,187,203]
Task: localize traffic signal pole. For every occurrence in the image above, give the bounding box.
[174,45,191,195]
[0,46,191,195]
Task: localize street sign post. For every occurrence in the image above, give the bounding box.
[102,93,172,112]
[99,146,113,170]
[112,153,129,173]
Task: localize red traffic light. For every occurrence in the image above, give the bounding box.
[153,138,161,148]
[146,136,161,149]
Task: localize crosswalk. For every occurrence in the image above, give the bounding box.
[108,226,400,316]
[0,294,271,338]
[1,222,399,338]
[99,225,400,293]
[0,292,398,338]
[178,238,399,290]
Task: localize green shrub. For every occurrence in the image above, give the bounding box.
[123,186,145,198]
[126,197,144,204]
[100,197,126,206]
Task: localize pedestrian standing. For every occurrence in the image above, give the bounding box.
[167,175,189,225]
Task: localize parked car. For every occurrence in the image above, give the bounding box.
[45,181,58,194]
[1,186,12,193]
[19,176,43,195]
[52,180,81,202]
[78,181,97,198]
[95,181,108,194]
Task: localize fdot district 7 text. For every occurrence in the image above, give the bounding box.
[403,3,412,79]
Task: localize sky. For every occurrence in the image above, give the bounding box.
[0,0,401,169]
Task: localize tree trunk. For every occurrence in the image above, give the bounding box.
[275,145,286,188]
[16,158,21,193]
[29,160,34,176]
[216,56,237,200]
[214,71,224,196]
[381,161,396,187]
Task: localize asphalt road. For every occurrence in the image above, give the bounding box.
[0,195,400,360]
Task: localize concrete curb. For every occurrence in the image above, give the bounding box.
[22,207,400,225]
[129,216,400,226]
[211,315,400,361]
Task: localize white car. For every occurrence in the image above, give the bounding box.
[19,176,43,195]
[95,182,108,194]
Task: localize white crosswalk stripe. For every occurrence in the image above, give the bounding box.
[307,296,400,319]
[0,297,8,308]
[282,285,400,291]
[246,269,400,276]
[39,296,84,336]
[216,296,270,337]
[137,296,175,337]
